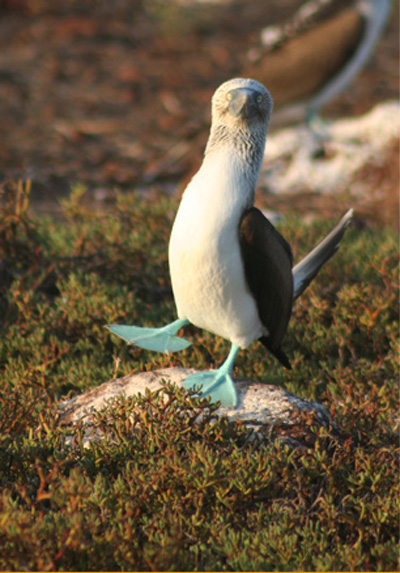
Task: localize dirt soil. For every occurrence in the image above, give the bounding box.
[0,0,398,221]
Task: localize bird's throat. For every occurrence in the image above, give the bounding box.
[206,123,266,176]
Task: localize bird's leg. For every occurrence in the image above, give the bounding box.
[305,107,331,145]
[107,318,191,354]
[183,344,240,408]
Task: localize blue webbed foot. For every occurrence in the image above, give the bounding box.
[183,344,240,408]
[107,319,191,354]
[183,370,238,408]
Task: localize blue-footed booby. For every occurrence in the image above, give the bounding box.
[246,0,391,127]
[108,78,353,407]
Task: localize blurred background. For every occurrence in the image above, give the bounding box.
[0,0,398,225]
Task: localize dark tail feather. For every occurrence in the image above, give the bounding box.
[259,336,292,369]
[292,209,353,301]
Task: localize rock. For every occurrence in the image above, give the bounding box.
[59,367,334,447]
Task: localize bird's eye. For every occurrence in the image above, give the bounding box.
[226,93,232,101]
[257,94,263,103]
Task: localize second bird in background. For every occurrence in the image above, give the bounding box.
[245,0,391,128]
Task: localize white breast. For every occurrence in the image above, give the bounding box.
[168,151,264,348]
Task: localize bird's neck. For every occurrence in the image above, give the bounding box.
[204,123,267,204]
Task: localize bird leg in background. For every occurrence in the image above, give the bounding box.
[183,344,240,408]
[305,107,332,140]
[106,319,191,354]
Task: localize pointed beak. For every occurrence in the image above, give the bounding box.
[227,87,260,119]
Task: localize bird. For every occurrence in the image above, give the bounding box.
[245,0,391,128]
[108,78,353,408]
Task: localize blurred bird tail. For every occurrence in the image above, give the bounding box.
[292,209,353,301]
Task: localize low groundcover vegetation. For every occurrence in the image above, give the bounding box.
[0,181,398,571]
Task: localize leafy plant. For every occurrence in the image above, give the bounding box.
[0,181,398,571]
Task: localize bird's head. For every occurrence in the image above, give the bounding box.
[206,78,273,161]
[211,77,273,129]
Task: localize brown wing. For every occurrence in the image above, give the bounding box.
[239,207,293,367]
[246,7,364,107]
